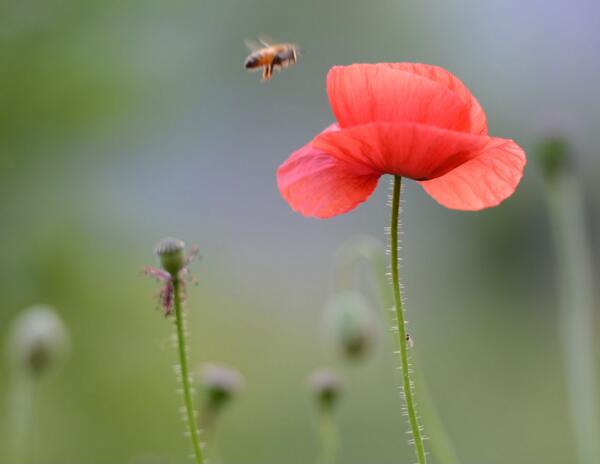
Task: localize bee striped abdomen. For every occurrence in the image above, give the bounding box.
[244,52,267,69]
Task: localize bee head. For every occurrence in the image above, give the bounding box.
[244,55,259,69]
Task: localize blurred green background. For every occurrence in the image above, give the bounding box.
[1,0,599,462]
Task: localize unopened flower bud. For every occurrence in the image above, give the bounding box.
[308,369,342,410]
[324,291,378,361]
[200,363,244,410]
[7,305,69,378]
[538,136,571,181]
[155,237,186,276]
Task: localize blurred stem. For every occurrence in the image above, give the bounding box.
[198,404,221,463]
[10,375,36,463]
[173,277,204,464]
[545,171,600,463]
[390,176,426,464]
[411,360,458,464]
[317,406,338,464]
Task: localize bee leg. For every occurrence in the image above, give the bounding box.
[261,66,270,81]
[264,65,274,81]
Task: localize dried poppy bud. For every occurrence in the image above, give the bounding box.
[154,237,186,276]
[7,305,69,378]
[308,369,342,410]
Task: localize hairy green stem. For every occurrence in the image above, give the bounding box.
[545,171,600,462]
[333,235,456,462]
[390,176,426,463]
[173,278,204,464]
[317,407,338,464]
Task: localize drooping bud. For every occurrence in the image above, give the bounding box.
[200,363,244,411]
[308,369,342,411]
[154,237,186,276]
[323,291,378,361]
[334,235,386,292]
[7,305,70,378]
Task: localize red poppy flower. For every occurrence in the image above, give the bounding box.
[277,63,526,218]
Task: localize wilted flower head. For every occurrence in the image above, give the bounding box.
[144,237,199,316]
[7,305,70,378]
[278,63,526,217]
[155,237,186,276]
[308,369,342,410]
[200,363,244,409]
[323,291,378,360]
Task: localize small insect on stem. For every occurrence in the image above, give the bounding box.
[244,38,298,82]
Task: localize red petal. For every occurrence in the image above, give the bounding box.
[419,138,526,210]
[313,122,488,181]
[277,127,380,219]
[383,63,488,135]
[327,64,471,132]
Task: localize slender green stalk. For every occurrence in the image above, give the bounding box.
[390,175,426,464]
[317,407,338,464]
[333,235,457,462]
[173,277,204,464]
[545,171,600,463]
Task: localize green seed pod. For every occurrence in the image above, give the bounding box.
[154,237,186,276]
[7,305,69,378]
[323,291,378,361]
[308,369,342,410]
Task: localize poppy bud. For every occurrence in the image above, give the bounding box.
[308,369,342,411]
[154,237,186,276]
[537,136,571,181]
[324,291,378,361]
[7,305,69,378]
[200,363,244,411]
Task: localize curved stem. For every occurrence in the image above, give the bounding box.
[390,175,426,464]
[317,407,338,464]
[173,277,204,464]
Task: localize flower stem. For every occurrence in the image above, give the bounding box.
[334,235,457,463]
[10,375,36,463]
[390,175,426,464]
[173,277,204,464]
[544,171,600,462]
[317,406,339,464]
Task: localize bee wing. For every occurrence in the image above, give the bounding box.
[258,34,275,47]
[244,39,263,51]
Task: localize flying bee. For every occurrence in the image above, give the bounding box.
[244,38,298,82]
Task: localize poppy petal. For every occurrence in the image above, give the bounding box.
[277,130,381,219]
[384,63,488,135]
[418,138,526,210]
[327,64,471,132]
[313,122,488,181]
